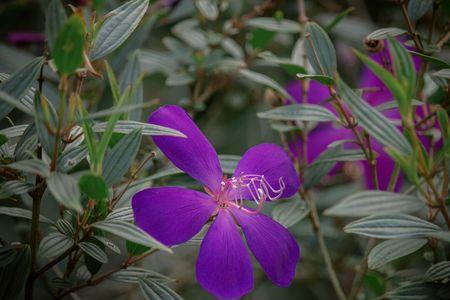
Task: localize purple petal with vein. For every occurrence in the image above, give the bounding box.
[231,208,300,287]
[148,105,223,192]
[196,210,253,300]
[132,187,216,246]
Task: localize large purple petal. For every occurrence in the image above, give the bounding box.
[132,187,216,246]
[232,143,300,200]
[196,209,253,300]
[148,105,223,192]
[231,208,300,287]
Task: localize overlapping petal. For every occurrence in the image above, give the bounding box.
[231,208,300,287]
[148,105,223,192]
[132,187,216,247]
[196,209,253,300]
[232,143,300,200]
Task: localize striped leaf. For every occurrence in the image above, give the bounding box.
[368,239,427,270]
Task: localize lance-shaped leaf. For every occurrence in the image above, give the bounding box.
[93,120,185,137]
[38,232,74,258]
[407,0,433,22]
[387,37,416,114]
[366,27,406,40]
[103,128,142,186]
[304,22,337,77]
[14,124,38,161]
[34,92,57,157]
[79,242,108,263]
[384,282,436,300]
[337,79,412,155]
[0,206,53,224]
[105,207,134,222]
[92,236,121,254]
[57,146,88,173]
[111,267,171,283]
[138,277,183,300]
[310,148,365,165]
[91,221,172,253]
[45,0,67,52]
[0,57,44,119]
[239,69,295,102]
[425,261,450,282]
[296,73,334,85]
[303,146,340,189]
[90,0,149,60]
[4,159,50,178]
[344,214,441,239]
[0,125,28,139]
[53,15,84,74]
[257,104,337,122]
[325,191,425,217]
[195,0,218,21]
[119,50,143,121]
[368,239,427,270]
[433,68,450,79]
[272,197,309,228]
[246,17,301,33]
[47,172,82,212]
[0,180,34,199]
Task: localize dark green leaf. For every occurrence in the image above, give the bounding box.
[304,22,337,77]
[53,15,85,74]
[79,173,109,201]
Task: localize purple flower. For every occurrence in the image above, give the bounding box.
[5,32,45,46]
[132,105,300,299]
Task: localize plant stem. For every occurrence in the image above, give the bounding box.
[305,193,347,300]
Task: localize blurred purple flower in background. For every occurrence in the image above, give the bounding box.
[132,105,300,299]
[5,32,45,46]
[286,39,425,190]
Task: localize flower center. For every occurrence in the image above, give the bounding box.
[210,174,285,215]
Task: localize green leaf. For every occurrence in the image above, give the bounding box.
[77,103,99,170]
[375,99,423,112]
[0,134,7,147]
[111,267,171,283]
[90,0,150,60]
[310,148,365,164]
[257,51,307,76]
[250,28,275,49]
[119,50,143,121]
[38,232,74,258]
[408,51,450,68]
[368,239,427,270]
[296,73,334,85]
[47,172,83,212]
[103,128,142,186]
[14,124,38,161]
[5,159,50,178]
[366,27,407,40]
[303,146,340,189]
[56,219,75,235]
[239,69,295,102]
[138,277,183,300]
[79,242,108,263]
[433,68,450,79]
[324,7,355,32]
[324,191,424,217]
[45,0,67,52]
[272,197,309,228]
[0,206,53,224]
[53,15,85,74]
[0,245,30,299]
[34,93,57,157]
[344,214,441,239]
[126,240,150,256]
[195,0,218,21]
[0,180,34,199]
[437,107,450,157]
[304,22,337,77]
[91,221,172,253]
[257,104,337,122]
[105,207,134,222]
[79,173,109,200]
[92,236,121,254]
[57,146,88,173]
[246,17,300,33]
[353,49,407,115]
[92,120,186,137]
[425,261,450,282]
[337,79,412,155]
[407,0,433,22]
[0,57,44,119]
[387,37,416,111]
[385,147,419,184]
[0,125,28,139]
